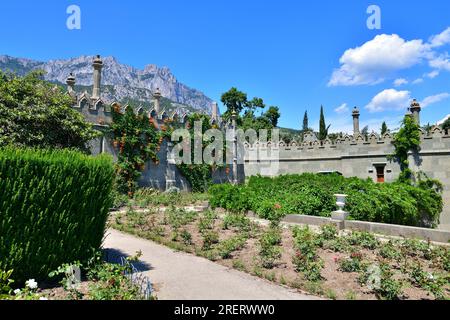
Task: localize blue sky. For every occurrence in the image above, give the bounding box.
[1,0,450,132]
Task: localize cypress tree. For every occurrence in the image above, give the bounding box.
[381,122,388,135]
[302,111,309,132]
[318,105,328,140]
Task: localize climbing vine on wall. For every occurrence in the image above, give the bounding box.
[176,113,223,192]
[110,105,166,196]
[389,115,421,183]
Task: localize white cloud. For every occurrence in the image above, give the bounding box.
[437,114,450,125]
[365,89,411,113]
[394,78,408,86]
[328,34,431,86]
[429,27,450,48]
[334,103,349,114]
[429,55,450,71]
[426,70,440,78]
[412,78,424,85]
[420,93,450,108]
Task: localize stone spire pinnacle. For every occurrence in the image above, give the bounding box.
[153,88,162,114]
[66,72,76,96]
[352,106,360,135]
[92,55,103,100]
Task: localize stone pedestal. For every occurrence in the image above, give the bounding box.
[331,210,349,221]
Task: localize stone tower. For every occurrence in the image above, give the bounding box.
[352,106,360,135]
[410,99,421,126]
[66,73,76,97]
[153,88,162,114]
[212,101,219,122]
[92,55,103,100]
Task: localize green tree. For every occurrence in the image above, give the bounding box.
[381,122,388,135]
[264,106,280,127]
[389,115,421,183]
[220,87,248,121]
[0,71,98,152]
[110,105,164,195]
[318,105,330,140]
[302,111,309,132]
[442,117,450,131]
[361,125,369,138]
[176,113,216,192]
[246,97,265,115]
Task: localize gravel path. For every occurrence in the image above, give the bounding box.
[103,229,320,300]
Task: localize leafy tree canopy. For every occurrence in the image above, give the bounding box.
[0,71,98,152]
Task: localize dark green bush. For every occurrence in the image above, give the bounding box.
[0,147,114,284]
[209,173,442,227]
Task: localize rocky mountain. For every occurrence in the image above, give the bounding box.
[0,55,214,113]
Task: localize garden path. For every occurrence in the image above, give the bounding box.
[104,229,321,300]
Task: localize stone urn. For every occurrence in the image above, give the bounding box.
[331,194,349,221]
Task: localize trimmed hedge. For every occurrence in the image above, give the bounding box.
[0,147,114,284]
[209,174,443,228]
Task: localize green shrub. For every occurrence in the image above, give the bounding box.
[0,147,114,284]
[259,227,282,268]
[338,252,364,273]
[208,173,442,227]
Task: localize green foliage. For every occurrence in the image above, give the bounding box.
[0,270,14,299]
[0,71,98,152]
[222,213,251,231]
[202,230,220,250]
[346,231,379,250]
[110,104,164,195]
[381,122,388,135]
[292,226,323,282]
[209,174,443,226]
[259,227,282,268]
[409,263,447,300]
[87,253,149,300]
[441,117,450,131]
[176,113,215,192]
[264,106,281,127]
[217,235,247,259]
[0,147,114,284]
[302,111,309,132]
[375,264,403,300]
[318,105,330,141]
[221,87,248,117]
[389,115,421,183]
[209,173,442,227]
[338,252,365,273]
[378,241,402,260]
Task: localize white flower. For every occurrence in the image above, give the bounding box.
[25,279,38,290]
[39,297,48,300]
[13,289,21,295]
[428,273,434,280]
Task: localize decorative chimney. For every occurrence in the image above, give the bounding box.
[352,106,360,135]
[212,102,219,121]
[66,73,76,96]
[92,55,103,100]
[153,88,162,114]
[410,99,421,126]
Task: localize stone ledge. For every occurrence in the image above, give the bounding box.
[277,214,450,243]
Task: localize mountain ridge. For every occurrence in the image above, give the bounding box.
[0,54,214,113]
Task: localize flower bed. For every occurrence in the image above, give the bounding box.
[111,206,450,300]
